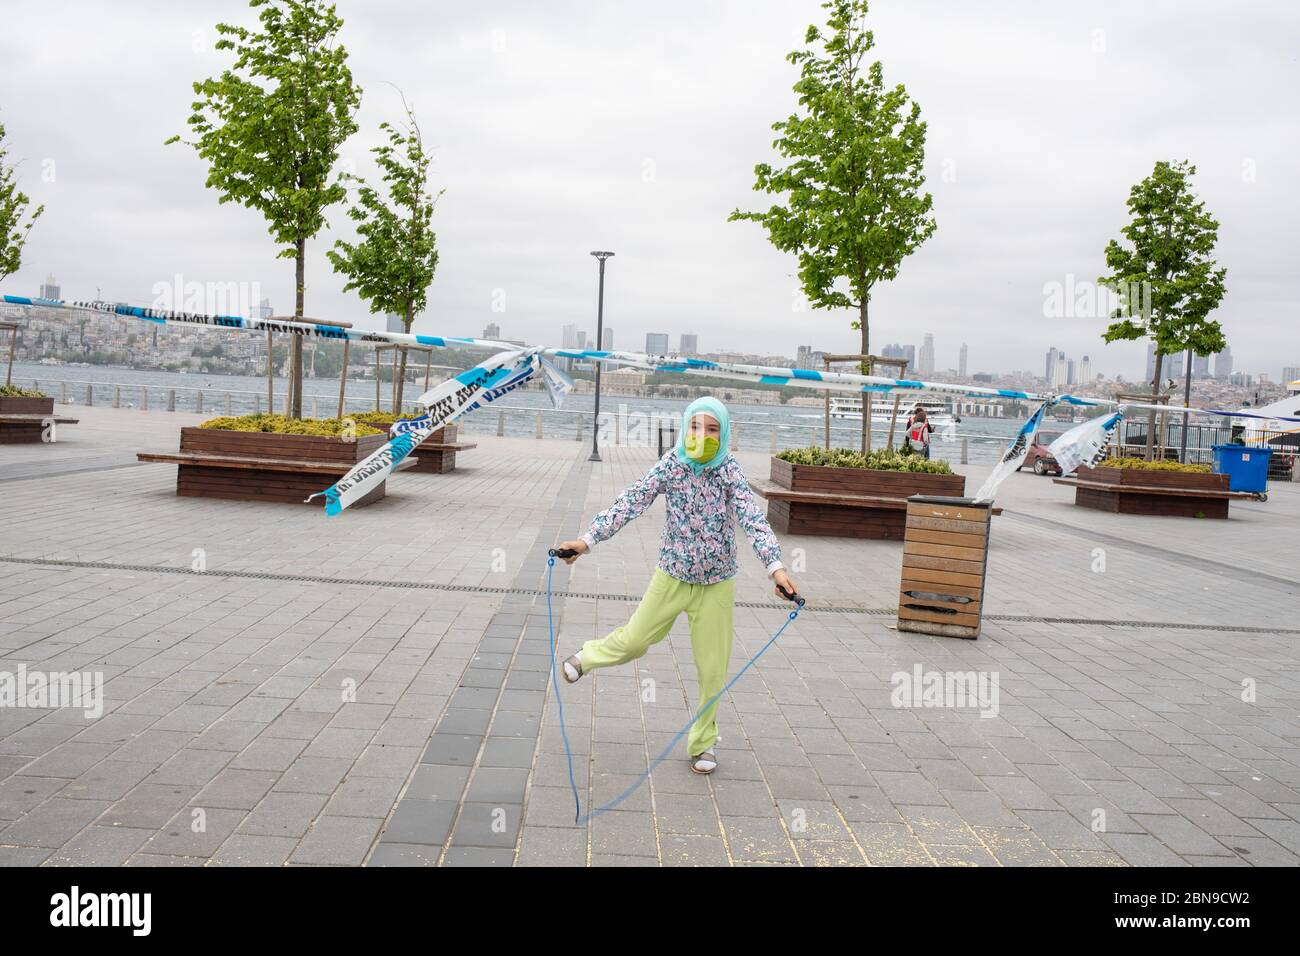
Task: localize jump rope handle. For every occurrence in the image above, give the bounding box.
[549,547,579,559]
[776,583,805,608]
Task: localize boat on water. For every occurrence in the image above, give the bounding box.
[1239,383,1300,439]
[828,395,960,428]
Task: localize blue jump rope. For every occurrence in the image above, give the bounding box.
[546,548,805,825]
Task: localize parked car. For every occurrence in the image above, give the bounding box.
[1021,431,1064,475]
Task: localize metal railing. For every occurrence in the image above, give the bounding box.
[1113,419,1298,479]
[14,374,1011,461]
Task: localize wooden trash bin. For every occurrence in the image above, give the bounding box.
[897,495,992,640]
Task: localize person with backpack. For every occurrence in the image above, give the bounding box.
[905,406,934,459]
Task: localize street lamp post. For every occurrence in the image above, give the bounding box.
[589,250,614,462]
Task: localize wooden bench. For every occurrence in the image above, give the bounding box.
[408,437,477,474]
[0,413,80,444]
[136,450,419,506]
[137,426,419,507]
[1053,474,1253,518]
[749,477,1001,538]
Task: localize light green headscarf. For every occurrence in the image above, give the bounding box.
[674,396,730,475]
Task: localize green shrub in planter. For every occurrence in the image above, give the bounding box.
[1095,456,1211,474]
[350,411,399,426]
[775,445,953,474]
[199,413,385,437]
[349,410,430,427]
[0,384,47,398]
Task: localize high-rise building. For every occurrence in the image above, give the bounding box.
[1046,347,1059,382]
[1192,353,1211,379]
[39,274,60,300]
[796,345,814,369]
[386,314,404,333]
[646,333,669,353]
[561,324,581,349]
[918,333,935,375]
[574,330,587,350]
[1146,343,1183,384]
[1078,355,1092,383]
[1282,366,1300,386]
[679,334,698,355]
[958,343,968,378]
[1214,346,1233,379]
[1165,351,1183,383]
[256,297,273,319]
[483,322,500,339]
[1052,352,1068,387]
[601,328,613,350]
[881,343,911,372]
[1067,359,1077,386]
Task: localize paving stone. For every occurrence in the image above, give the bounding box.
[291,815,381,866]
[210,833,298,866]
[238,791,328,838]
[367,842,441,866]
[0,797,112,848]
[721,815,797,864]
[380,797,457,846]
[449,801,522,848]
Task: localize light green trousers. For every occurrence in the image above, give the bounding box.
[580,568,735,758]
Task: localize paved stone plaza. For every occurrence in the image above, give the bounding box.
[1,405,1298,866]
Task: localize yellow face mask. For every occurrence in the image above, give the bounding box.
[684,433,720,461]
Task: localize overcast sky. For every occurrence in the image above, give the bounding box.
[2,0,1297,381]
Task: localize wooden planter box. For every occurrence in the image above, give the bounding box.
[897,496,992,639]
[0,395,75,444]
[0,396,54,416]
[761,456,966,538]
[138,428,390,506]
[1069,465,1231,518]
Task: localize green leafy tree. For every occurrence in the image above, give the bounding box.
[328,102,441,412]
[731,0,936,450]
[0,123,45,284]
[1099,160,1227,456]
[167,0,361,418]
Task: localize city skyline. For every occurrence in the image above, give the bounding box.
[18,272,1297,387]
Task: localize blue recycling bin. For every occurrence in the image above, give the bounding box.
[1212,444,1272,493]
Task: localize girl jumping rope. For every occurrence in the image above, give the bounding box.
[554,396,800,775]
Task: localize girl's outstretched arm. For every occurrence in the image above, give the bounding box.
[725,459,783,576]
[579,454,671,551]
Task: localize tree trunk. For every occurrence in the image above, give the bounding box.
[290,238,306,419]
[394,300,413,413]
[859,298,871,454]
[1145,349,1164,460]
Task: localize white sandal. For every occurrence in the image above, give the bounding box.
[690,737,720,774]
[690,750,718,774]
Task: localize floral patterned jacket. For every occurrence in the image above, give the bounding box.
[580,451,784,585]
